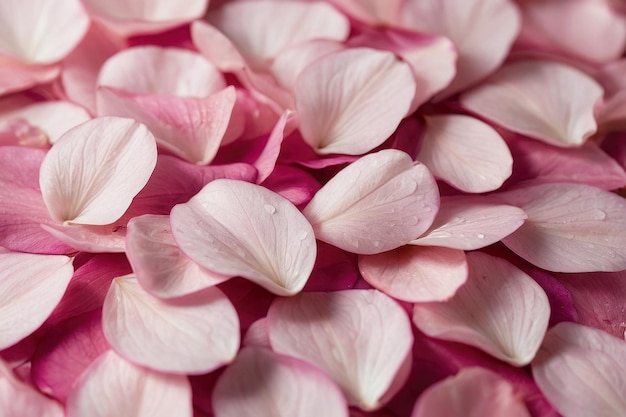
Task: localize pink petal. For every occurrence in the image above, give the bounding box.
[296,48,416,155]
[66,350,193,417]
[303,149,440,255]
[411,367,531,417]
[0,251,74,349]
[0,358,64,417]
[127,214,228,299]
[327,0,403,26]
[304,242,360,292]
[102,275,240,374]
[213,347,349,417]
[499,183,626,272]
[410,195,527,250]
[39,117,158,225]
[171,179,317,296]
[267,290,414,410]
[0,58,60,97]
[0,0,89,64]
[412,252,551,366]
[532,322,626,417]
[39,223,127,253]
[461,60,603,147]
[418,115,513,192]
[359,246,467,302]
[401,0,521,97]
[261,165,321,208]
[242,318,270,348]
[253,111,296,183]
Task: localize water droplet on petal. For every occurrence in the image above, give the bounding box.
[591,209,607,220]
[264,204,276,215]
[297,229,309,240]
[477,233,485,239]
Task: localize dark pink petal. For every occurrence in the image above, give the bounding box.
[411,367,531,417]
[304,242,359,292]
[499,183,626,272]
[296,48,416,155]
[0,251,74,349]
[359,246,467,302]
[462,60,603,147]
[411,195,527,250]
[303,149,440,255]
[401,0,521,97]
[532,322,626,417]
[66,350,193,417]
[103,275,240,374]
[39,117,157,225]
[213,347,349,417]
[418,115,512,192]
[262,165,321,207]
[268,290,413,410]
[413,252,550,366]
[127,214,228,299]
[171,179,316,296]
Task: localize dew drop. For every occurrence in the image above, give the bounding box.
[477,233,485,239]
[423,206,432,213]
[373,240,381,248]
[297,229,309,241]
[591,209,607,220]
[264,204,276,215]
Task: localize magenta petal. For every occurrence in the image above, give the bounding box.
[213,347,349,417]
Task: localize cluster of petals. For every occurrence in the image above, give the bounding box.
[1,0,626,416]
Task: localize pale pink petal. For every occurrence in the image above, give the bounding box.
[401,0,521,97]
[267,290,414,410]
[0,251,74,349]
[66,350,193,417]
[209,1,350,70]
[328,0,403,26]
[0,58,59,97]
[254,111,297,183]
[191,21,247,73]
[0,358,64,417]
[418,115,512,192]
[127,214,228,299]
[98,86,236,164]
[171,179,316,296]
[82,0,208,36]
[411,367,531,417]
[461,60,603,147]
[412,252,551,366]
[499,183,626,272]
[40,223,127,253]
[532,322,626,417]
[242,318,270,348]
[410,195,527,250]
[0,0,89,64]
[103,275,239,374]
[213,347,348,417]
[303,149,440,255]
[296,48,415,155]
[359,246,467,302]
[39,117,158,225]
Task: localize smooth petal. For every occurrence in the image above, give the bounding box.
[40,223,127,253]
[66,350,193,417]
[213,347,349,417]
[0,58,59,97]
[262,165,321,208]
[39,117,157,225]
[267,290,414,410]
[418,115,512,192]
[303,149,440,255]
[127,215,228,299]
[102,275,240,374]
[411,367,531,417]
[499,183,626,272]
[359,246,467,302]
[461,60,603,147]
[296,48,416,155]
[410,195,527,250]
[0,251,74,349]
[171,179,317,296]
[412,252,551,366]
[532,322,626,417]
[328,0,403,26]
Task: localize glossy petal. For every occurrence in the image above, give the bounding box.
[359,246,467,302]
[303,149,439,255]
[296,48,416,155]
[418,115,512,192]
[39,117,158,225]
[66,350,193,417]
[213,347,349,417]
[412,252,551,366]
[0,251,74,349]
[500,183,626,272]
[268,290,414,410]
[462,60,603,147]
[102,275,240,374]
[171,179,317,296]
[532,322,626,417]
[127,215,228,299]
